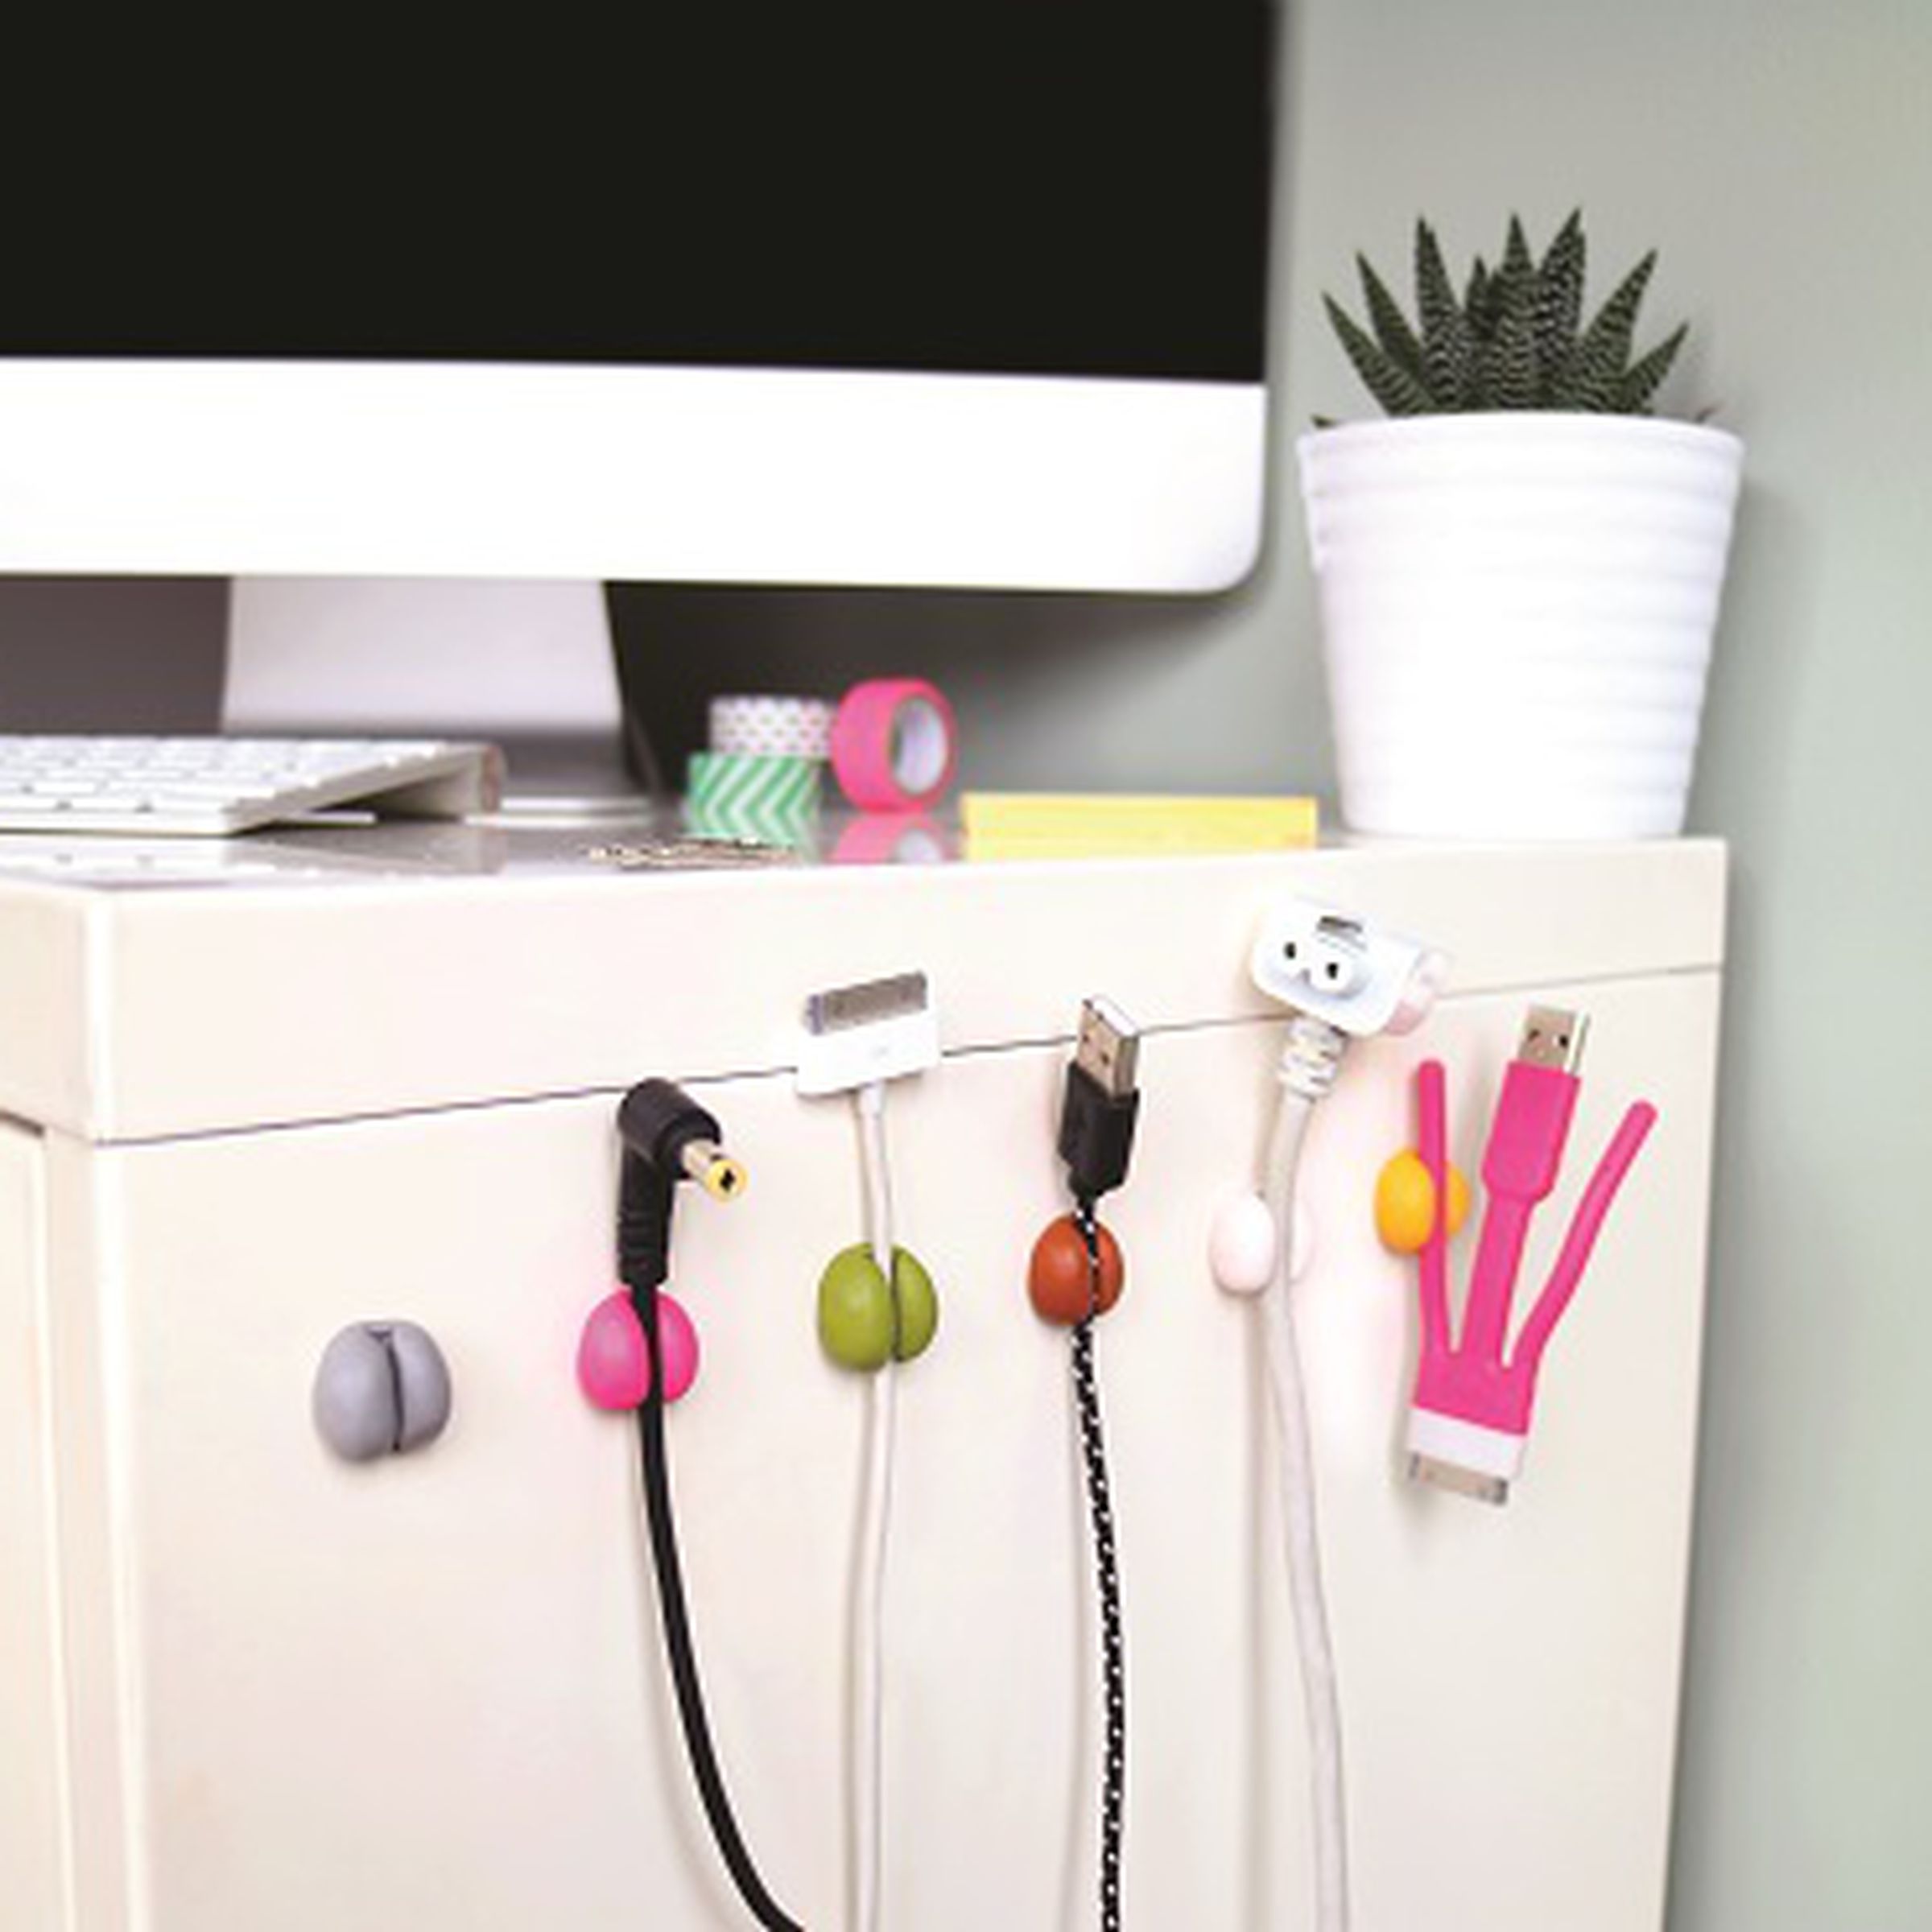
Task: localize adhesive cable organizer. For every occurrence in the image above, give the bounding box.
[1402,1008,1657,1505]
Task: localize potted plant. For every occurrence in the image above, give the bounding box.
[1298,212,1744,840]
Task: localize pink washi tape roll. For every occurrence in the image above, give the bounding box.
[830,678,958,812]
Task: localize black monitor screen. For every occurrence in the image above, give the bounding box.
[4,8,1274,383]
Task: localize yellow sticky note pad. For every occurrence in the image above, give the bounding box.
[961,792,1319,860]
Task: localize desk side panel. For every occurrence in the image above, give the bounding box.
[0,1119,68,1930]
[40,1136,140,1930]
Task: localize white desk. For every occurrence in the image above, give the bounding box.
[0,826,1724,1930]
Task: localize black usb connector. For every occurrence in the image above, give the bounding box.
[1058,996,1142,1204]
[1046,996,1141,1932]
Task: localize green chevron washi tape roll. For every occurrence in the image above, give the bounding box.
[687,745,823,823]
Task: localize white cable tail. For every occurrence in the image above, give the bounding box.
[1263,1014,1351,1932]
[851,1080,896,1932]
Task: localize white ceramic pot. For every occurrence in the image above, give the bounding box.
[1297,413,1744,840]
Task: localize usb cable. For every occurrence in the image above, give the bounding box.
[1258,1013,1351,1932]
[796,969,941,1932]
[852,1075,898,1932]
[1222,904,1445,1932]
[1408,1006,1658,1501]
[1044,997,1141,1932]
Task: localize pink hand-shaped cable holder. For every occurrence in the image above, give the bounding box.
[1404,1057,1657,1502]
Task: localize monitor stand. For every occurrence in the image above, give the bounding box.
[222,577,658,816]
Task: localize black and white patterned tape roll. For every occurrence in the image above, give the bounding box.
[708,694,839,761]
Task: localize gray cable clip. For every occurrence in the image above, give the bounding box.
[313,1322,452,1463]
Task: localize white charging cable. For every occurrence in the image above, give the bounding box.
[1261,1018,1349,1932]
[798,970,942,1932]
[852,1080,896,1932]
[1212,902,1446,1932]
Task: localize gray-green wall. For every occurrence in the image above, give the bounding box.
[1276,10,1932,1927]
[630,5,1932,1924]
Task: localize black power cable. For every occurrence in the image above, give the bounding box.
[617,1080,804,1932]
[633,1280,805,1932]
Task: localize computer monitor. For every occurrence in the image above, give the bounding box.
[0,10,1275,799]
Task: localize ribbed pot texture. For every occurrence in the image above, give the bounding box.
[1297,413,1744,840]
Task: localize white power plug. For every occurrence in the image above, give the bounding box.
[1214,901,1447,1297]
[1249,902,1446,1038]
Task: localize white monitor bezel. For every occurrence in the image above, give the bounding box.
[0,361,1266,592]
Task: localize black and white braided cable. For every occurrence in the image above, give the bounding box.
[1072,1199,1126,1932]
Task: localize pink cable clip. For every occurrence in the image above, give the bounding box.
[1405,1006,1657,1503]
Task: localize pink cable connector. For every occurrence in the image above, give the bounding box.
[1406,1005,1657,1503]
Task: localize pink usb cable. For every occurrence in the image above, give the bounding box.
[1406,1005,1657,1502]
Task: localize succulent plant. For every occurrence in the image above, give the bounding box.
[1322,211,1689,418]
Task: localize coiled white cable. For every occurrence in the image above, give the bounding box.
[1263,1016,1350,1932]
[852,1080,895,1932]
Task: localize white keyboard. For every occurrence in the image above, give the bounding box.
[0,736,504,836]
